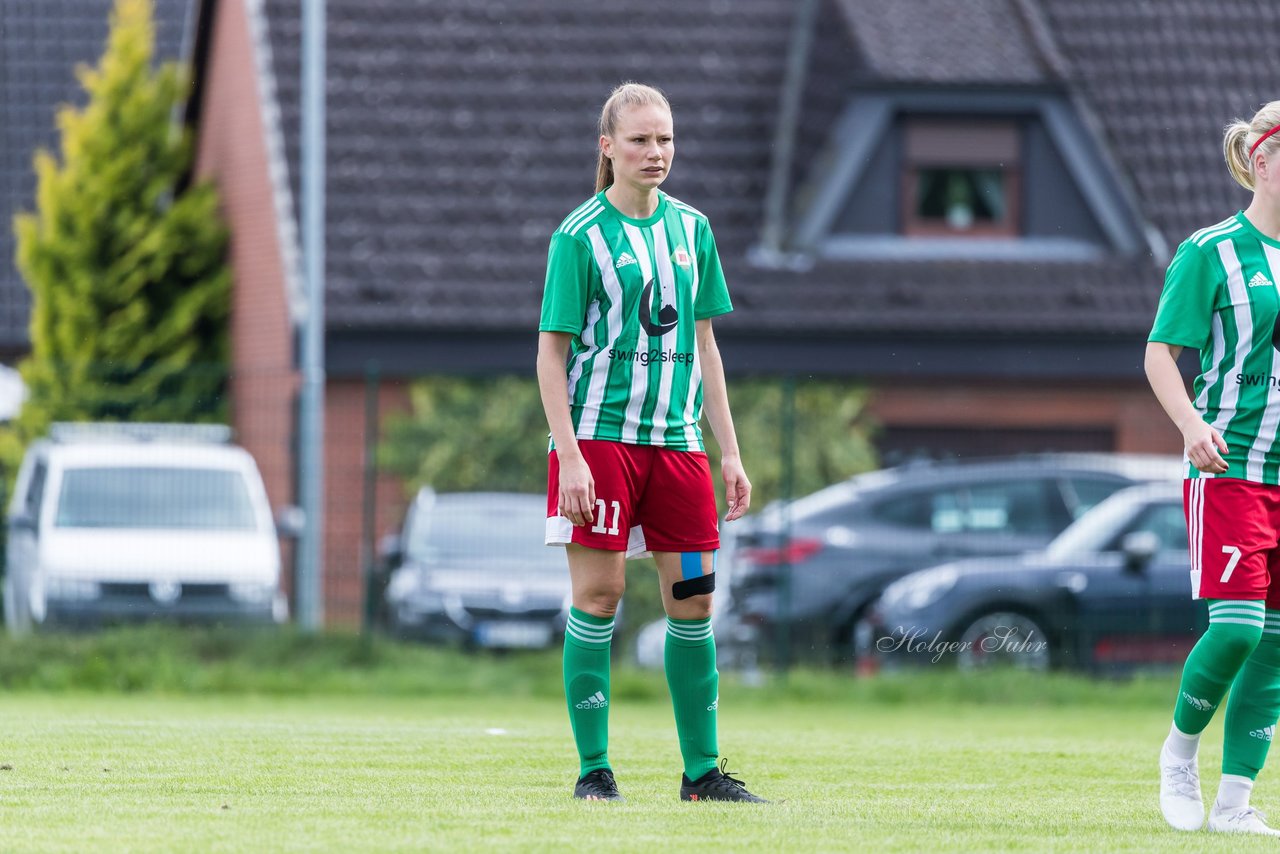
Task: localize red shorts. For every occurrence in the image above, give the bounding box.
[545,439,720,557]
[1185,477,1280,607]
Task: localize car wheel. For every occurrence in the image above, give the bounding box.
[955,611,1052,671]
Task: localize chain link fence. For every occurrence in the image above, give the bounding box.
[0,367,1199,677]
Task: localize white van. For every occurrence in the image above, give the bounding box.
[4,423,287,634]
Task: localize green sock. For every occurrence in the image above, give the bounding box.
[665,616,718,780]
[1173,599,1264,735]
[563,607,614,777]
[1223,611,1280,779]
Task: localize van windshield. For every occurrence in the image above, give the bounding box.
[55,467,258,531]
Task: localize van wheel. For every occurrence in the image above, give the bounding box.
[955,611,1051,671]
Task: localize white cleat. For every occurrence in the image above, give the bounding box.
[1208,804,1280,836]
[1159,745,1204,831]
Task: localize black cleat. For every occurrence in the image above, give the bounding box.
[680,758,768,803]
[574,768,624,801]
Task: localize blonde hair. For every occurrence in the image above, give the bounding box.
[1224,100,1280,191]
[595,82,671,193]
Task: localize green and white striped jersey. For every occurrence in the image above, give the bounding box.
[1149,212,1280,483]
[539,190,733,451]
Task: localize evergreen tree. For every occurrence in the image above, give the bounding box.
[5,0,230,467]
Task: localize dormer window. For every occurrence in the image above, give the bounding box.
[779,91,1151,263]
[903,118,1020,237]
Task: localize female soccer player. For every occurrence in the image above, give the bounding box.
[1148,100,1280,836]
[536,82,766,804]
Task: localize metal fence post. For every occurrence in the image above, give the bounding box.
[777,375,797,676]
[297,0,327,631]
[361,360,380,635]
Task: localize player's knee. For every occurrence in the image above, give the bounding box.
[1250,630,1280,658]
[579,582,625,618]
[676,593,713,620]
[670,570,715,619]
[1208,620,1263,659]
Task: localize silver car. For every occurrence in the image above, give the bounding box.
[382,491,570,649]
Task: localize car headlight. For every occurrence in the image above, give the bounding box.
[44,576,101,601]
[386,570,420,604]
[387,571,448,614]
[881,566,959,611]
[229,582,276,605]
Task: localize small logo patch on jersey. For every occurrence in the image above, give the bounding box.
[639,278,679,336]
[1248,272,1274,288]
[672,247,692,268]
[615,252,638,269]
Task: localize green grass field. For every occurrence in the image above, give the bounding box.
[4,683,1280,852]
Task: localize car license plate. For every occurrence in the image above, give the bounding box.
[475,621,552,649]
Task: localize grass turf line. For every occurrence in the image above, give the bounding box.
[0,693,1269,853]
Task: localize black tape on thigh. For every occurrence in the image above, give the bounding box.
[672,572,716,601]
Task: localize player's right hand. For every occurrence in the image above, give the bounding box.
[1182,420,1229,474]
[557,454,596,527]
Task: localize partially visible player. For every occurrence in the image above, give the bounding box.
[1147,99,1280,836]
[536,82,766,803]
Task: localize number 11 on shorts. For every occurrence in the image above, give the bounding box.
[592,499,621,535]
[1221,545,1242,583]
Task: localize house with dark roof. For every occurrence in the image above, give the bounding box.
[6,0,1275,623]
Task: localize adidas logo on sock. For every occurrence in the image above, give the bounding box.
[615,252,638,269]
[575,691,608,710]
[1251,725,1276,741]
[706,696,718,711]
[1182,691,1215,712]
[1248,271,1274,288]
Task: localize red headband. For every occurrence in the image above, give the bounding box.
[1250,123,1280,157]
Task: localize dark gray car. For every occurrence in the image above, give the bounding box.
[382,491,570,649]
[861,481,1202,672]
[722,453,1181,664]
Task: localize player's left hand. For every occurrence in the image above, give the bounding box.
[721,456,751,522]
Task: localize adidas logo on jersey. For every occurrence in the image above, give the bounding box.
[1252,725,1276,741]
[1248,272,1274,288]
[1182,691,1215,712]
[707,695,719,711]
[615,252,638,269]
[575,691,608,710]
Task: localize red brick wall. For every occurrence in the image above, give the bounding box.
[192,0,300,600]
[192,1,417,627]
[323,377,411,626]
[866,381,1182,455]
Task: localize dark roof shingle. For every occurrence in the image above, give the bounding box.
[9,0,1269,347]
[265,0,1269,339]
[838,0,1054,85]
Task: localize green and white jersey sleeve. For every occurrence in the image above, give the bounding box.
[1150,239,1223,350]
[540,232,597,334]
[1150,213,1280,483]
[538,191,734,451]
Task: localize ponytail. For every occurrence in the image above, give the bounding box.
[1223,100,1280,192]
[594,82,670,192]
[594,151,614,194]
[1225,120,1257,191]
